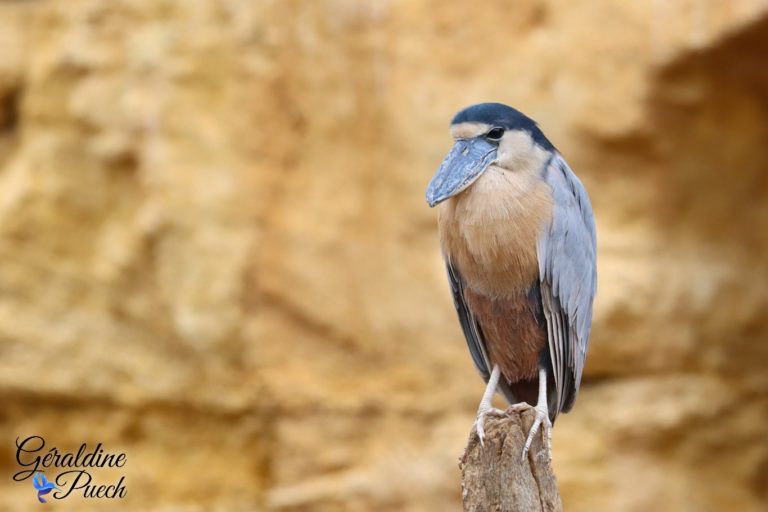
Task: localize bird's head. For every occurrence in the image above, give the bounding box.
[426,103,555,207]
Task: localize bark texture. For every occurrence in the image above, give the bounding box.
[460,409,562,512]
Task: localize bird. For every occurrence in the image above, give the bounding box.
[425,103,596,459]
[32,472,58,503]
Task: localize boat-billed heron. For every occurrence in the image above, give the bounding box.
[426,103,597,459]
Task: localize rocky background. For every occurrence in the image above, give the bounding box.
[0,1,767,511]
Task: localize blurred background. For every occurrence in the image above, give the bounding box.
[0,0,767,511]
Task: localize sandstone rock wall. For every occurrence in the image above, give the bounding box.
[0,1,766,511]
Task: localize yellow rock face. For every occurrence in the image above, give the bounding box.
[1,1,767,511]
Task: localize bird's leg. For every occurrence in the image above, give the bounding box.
[472,364,507,446]
[508,366,553,461]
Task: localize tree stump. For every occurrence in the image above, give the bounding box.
[459,408,563,512]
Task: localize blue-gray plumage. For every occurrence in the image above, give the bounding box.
[537,154,597,415]
[426,103,597,459]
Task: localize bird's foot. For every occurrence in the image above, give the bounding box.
[507,402,552,462]
[473,406,507,446]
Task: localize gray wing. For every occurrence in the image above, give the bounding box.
[537,154,597,418]
[445,262,491,382]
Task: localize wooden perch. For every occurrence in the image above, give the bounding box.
[459,408,563,512]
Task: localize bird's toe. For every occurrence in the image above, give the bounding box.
[521,406,552,462]
[473,407,506,446]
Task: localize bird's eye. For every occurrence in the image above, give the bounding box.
[485,128,504,141]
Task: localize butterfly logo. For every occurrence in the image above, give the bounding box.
[32,473,58,503]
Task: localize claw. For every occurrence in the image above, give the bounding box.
[473,407,506,446]
[521,405,552,462]
[474,413,486,446]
